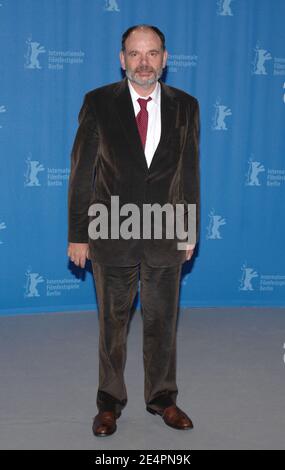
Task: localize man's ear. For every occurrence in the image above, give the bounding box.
[163,49,168,68]
[119,50,126,70]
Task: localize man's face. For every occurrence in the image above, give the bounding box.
[120,28,168,88]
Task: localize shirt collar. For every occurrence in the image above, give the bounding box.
[127,78,160,105]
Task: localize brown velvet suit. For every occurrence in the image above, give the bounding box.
[68,77,200,266]
[67,77,200,415]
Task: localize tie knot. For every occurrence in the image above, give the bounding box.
[137,96,152,110]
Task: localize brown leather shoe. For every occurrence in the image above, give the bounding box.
[92,410,121,437]
[147,404,193,430]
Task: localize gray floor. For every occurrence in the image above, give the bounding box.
[0,307,284,450]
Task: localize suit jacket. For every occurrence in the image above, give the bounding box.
[68,77,200,266]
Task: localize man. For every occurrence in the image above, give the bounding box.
[67,24,200,437]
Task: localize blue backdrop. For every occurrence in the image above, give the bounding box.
[1,0,285,315]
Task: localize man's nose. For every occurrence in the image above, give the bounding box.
[139,55,149,64]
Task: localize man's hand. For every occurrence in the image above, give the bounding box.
[67,242,90,269]
[185,243,195,262]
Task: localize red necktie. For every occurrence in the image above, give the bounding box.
[136,97,152,150]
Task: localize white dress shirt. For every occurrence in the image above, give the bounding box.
[127,79,161,168]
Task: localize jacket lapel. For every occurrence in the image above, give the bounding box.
[150,80,177,171]
[113,77,177,174]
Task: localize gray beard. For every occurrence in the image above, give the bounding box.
[125,68,163,89]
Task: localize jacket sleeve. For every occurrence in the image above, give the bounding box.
[182,98,201,245]
[67,94,99,243]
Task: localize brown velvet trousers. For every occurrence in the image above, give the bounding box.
[91,257,183,416]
